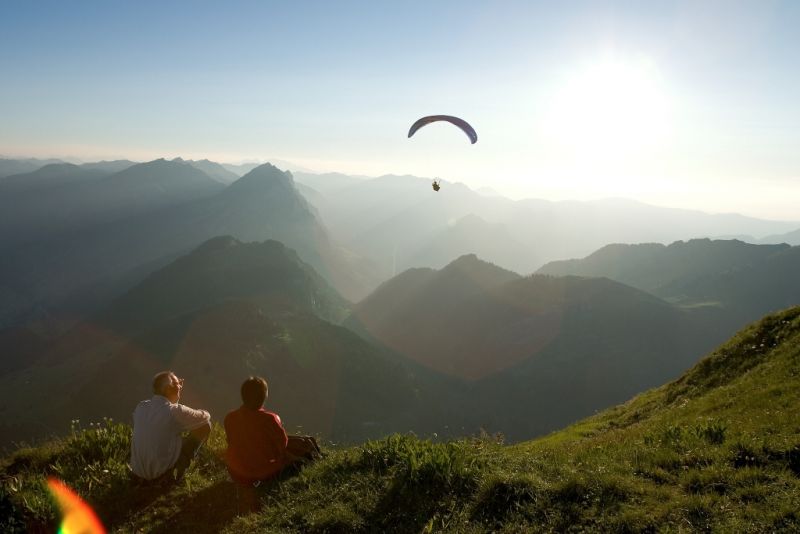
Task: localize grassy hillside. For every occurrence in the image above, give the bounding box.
[3,306,799,532]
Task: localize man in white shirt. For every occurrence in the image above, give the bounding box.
[130,371,211,483]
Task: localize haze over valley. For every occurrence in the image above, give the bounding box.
[1,155,799,448]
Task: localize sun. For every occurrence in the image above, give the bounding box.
[541,54,673,175]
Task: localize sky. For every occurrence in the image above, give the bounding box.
[1,0,799,220]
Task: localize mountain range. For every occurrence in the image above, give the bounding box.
[347,253,725,440]
[3,236,764,447]
[2,156,800,448]
[0,157,68,178]
[292,172,800,281]
[0,237,446,447]
[0,160,376,329]
[538,238,800,328]
[0,159,222,249]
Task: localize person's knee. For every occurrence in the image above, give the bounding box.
[191,421,211,441]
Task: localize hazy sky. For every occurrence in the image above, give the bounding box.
[1,1,798,219]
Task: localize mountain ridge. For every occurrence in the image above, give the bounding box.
[0,162,371,328]
[0,236,440,447]
[536,238,800,333]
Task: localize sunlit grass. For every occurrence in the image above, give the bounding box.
[2,307,799,532]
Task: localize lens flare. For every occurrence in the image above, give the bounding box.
[46,478,106,534]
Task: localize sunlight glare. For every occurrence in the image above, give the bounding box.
[542,55,673,179]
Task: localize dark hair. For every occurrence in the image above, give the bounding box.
[241,376,268,409]
[152,370,174,395]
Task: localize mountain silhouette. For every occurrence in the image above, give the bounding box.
[404,214,538,273]
[537,238,800,331]
[0,162,374,328]
[101,236,349,334]
[0,163,107,191]
[294,172,799,282]
[0,237,437,446]
[177,158,240,184]
[0,157,65,178]
[538,239,788,294]
[348,254,719,439]
[759,227,800,246]
[0,159,224,250]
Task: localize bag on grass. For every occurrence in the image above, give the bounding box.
[286,435,322,461]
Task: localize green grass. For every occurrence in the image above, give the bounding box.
[3,307,800,532]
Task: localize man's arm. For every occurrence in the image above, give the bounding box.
[173,404,211,432]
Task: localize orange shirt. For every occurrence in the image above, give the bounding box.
[224,406,288,485]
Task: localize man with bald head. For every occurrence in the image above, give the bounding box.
[130,371,211,483]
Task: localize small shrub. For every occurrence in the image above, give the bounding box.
[360,435,481,493]
[473,476,539,522]
[731,444,763,469]
[635,466,675,485]
[651,450,681,471]
[770,507,799,530]
[734,485,768,503]
[693,422,727,445]
[661,425,683,445]
[682,470,728,495]
[0,484,27,533]
[306,501,363,533]
[787,445,800,476]
[609,509,658,534]
[682,495,718,532]
[64,418,131,465]
[552,476,628,508]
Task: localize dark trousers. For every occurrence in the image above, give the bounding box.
[131,434,206,486]
[173,433,205,474]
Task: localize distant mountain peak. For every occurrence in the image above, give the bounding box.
[251,162,292,177]
[226,163,297,195]
[192,235,242,254]
[447,252,481,265]
[243,162,291,178]
[105,158,220,187]
[426,253,521,292]
[103,235,347,333]
[188,236,293,260]
[441,253,518,279]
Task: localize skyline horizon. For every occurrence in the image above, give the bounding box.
[2,2,799,221]
[3,150,799,226]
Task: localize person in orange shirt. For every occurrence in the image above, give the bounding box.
[224,376,320,487]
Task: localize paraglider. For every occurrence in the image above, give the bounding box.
[408,115,477,144]
[408,115,477,192]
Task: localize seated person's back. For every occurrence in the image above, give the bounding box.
[131,371,211,481]
[225,376,288,485]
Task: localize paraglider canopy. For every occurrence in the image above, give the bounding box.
[408,115,477,144]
